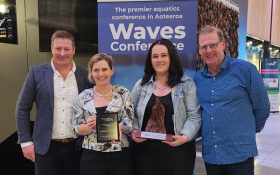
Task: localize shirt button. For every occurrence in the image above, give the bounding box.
[215,145,217,147]
[212,90,214,92]
[213,131,215,133]
[213,77,215,80]
[63,87,65,88]
[63,109,64,111]
[62,133,64,135]
[62,122,64,124]
[211,103,213,106]
[63,98,65,100]
[211,117,213,119]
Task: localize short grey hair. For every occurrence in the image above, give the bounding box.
[198,25,224,42]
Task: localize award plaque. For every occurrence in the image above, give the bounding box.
[134,130,174,142]
[96,112,119,143]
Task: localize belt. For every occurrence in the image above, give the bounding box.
[51,138,76,143]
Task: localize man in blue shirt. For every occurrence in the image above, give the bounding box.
[193,25,270,175]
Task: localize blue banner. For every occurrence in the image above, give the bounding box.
[98,1,197,54]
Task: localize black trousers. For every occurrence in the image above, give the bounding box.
[205,157,254,175]
[80,148,134,175]
[35,140,82,175]
[131,139,196,175]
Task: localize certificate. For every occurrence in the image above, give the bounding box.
[134,130,174,142]
[96,113,119,143]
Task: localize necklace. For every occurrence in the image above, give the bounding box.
[94,86,113,97]
[154,81,168,90]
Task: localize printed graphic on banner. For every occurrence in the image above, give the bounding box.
[0,0,18,44]
[98,1,197,54]
[261,58,280,112]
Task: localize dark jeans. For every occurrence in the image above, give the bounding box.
[80,148,133,175]
[35,140,82,175]
[205,157,254,175]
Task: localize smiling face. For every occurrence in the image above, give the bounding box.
[199,31,225,69]
[51,38,75,68]
[91,60,114,87]
[151,44,171,77]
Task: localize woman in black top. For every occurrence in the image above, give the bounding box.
[130,39,201,175]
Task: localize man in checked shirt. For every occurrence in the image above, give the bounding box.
[194,25,270,175]
[16,30,93,175]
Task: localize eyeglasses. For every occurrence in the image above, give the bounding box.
[199,41,222,51]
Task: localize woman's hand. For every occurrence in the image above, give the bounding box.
[86,116,96,130]
[131,130,147,143]
[111,123,124,144]
[78,116,97,135]
[162,134,189,147]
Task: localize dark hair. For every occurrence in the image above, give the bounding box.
[88,53,114,83]
[141,38,184,88]
[51,30,75,48]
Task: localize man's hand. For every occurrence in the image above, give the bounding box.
[22,144,35,162]
[162,134,189,147]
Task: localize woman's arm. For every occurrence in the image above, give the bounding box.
[119,89,134,134]
[130,80,148,143]
[180,80,202,141]
[130,79,142,130]
[72,92,95,136]
[77,116,97,136]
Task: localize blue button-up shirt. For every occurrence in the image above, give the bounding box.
[193,54,270,165]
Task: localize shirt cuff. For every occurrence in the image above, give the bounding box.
[21,141,33,148]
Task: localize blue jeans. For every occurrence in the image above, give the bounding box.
[204,157,254,175]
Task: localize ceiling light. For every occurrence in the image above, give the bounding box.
[0,4,5,13]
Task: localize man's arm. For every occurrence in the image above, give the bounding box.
[247,65,270,132]
[15,67,36,161]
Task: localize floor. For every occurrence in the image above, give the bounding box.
[194,113,280,175]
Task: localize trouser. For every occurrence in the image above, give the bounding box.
[35,140,82,175]
[204,157,254,175]
[80,148,133,175]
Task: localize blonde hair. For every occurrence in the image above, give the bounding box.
[88,53,114,83]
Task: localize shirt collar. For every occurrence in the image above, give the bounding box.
[202,52,231,75]
[51,58,76,73]
[147,76,155,84]
[220,53,231,69]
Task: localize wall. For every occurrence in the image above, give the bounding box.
[0,0,95,143]
[234,0,248,60]
[271,0,280,46]
[247,0,272,41]
[0,0,28,143]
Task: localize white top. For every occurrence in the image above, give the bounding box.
[51,59,78,139]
